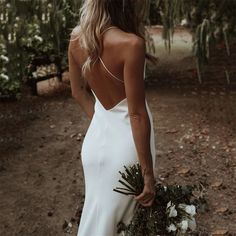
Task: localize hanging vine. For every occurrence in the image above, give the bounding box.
[1,0,236,98]
[150,0,236,83]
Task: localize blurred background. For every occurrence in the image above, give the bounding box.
[0,0,236,235]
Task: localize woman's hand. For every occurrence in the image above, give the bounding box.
[134,174,156,207]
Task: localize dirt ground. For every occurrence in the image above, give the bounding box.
[0,80,236,236]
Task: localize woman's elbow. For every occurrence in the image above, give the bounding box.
[129,109,149,121]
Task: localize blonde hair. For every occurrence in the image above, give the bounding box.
[70,0,150,78]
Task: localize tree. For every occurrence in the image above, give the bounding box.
[0,0,81,98]
[149,0,236,83]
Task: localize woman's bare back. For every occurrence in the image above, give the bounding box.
[69,26,143,110]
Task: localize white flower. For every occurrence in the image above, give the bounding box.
[0,73,9,81]
[178,220,188,233]
[0,55,9,63]
[42,13,46,21]
[33,23,40,30]
[188,217,196,231]
[169,205,177,217]
[163,186,167,191]
[8,33,12,41]
[0,43,6,50]
[32,72,37,78]
[166,201,178,218]
[185,205,196,216]
[181,18,188,26]
[167,223,177,232]
[167,201,172,208]
[34,35,43,42]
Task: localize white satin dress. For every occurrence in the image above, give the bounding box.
[77,40,156,236]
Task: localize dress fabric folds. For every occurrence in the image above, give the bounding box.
[77,89,156,236]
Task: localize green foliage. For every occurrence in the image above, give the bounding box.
[159,0,185,53]
[149,0,162,25]
[114,163,207,236]
[190,0,236,82]
[1,0,236,98]
[0,34,20,99]
[0,0,81,99]
[149,0,236,83]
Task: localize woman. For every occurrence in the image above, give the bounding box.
[68,0,157,235]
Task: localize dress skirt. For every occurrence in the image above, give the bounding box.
[77,92,156,236]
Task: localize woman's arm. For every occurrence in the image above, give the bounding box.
[68,39,95,119]
[123,36,154,177]
[123,36,155,206]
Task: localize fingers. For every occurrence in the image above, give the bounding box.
[134,188,155,200]
[134,189,155,207]
[136,196,155,207]
[134,192,154,201]
[139,196,154,205]
[141,198,155,207]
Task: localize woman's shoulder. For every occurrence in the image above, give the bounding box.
[103,28,145,62]
[119,30,145,48]
[69,25,81,41]
[117,31,145,62]
[71,25,81,34]
[122,33,145,54]
[107,27,145,53]
[68,25,84,59]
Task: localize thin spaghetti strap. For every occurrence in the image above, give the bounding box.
[98,56,124,84]
[100,26,118,36]
[99,26,124,84]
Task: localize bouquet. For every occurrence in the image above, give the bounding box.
[113,163,207,236]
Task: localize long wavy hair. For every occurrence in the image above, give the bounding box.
[70,0,150,78]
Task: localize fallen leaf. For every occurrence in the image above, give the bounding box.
[215,207,228,213]
[177,166,190,175]
[211,180,223,188]
[70,133,76,138]
[165,129,178,134]
[211,229,228,235]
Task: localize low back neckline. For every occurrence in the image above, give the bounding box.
[91,89,127,112]
[91,26,127,111]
